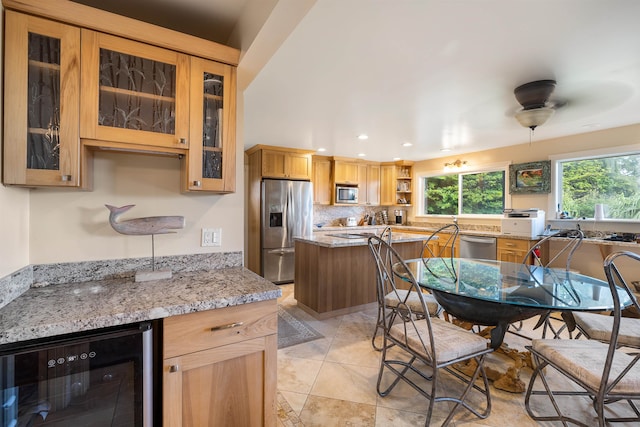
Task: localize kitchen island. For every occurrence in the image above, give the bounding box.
[294,230,427,318]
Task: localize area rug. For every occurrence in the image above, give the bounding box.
[278,305,323,349]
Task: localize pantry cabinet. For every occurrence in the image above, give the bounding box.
[163,300,277,427]
[182,57,236,192]
[3,11,82,187]
[80,30,190,151]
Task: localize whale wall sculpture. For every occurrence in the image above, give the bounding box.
[106,204,185,235]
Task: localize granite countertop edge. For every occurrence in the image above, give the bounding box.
[0,266,280,346]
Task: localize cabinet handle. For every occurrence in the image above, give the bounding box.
[61,175,72,182]
[169,365,179,373]
[210,321,243,331]
[179,138,187,144]
[193,180,201,187]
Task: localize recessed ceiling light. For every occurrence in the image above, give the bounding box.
[440,148,452,152]
[317,148,326,152]
[402,142,413,147]
[357,153,366,157]
[393,157,401,161]
[357,134,369,140]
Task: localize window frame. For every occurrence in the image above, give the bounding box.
[550,144,640,223]
[417,161,511,219]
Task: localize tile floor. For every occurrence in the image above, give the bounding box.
[276,284,638,426]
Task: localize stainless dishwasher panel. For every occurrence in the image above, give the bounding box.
[459,235,497,260]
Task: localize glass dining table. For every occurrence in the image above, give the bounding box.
[395,257,633,349]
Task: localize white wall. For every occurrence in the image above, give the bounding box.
[27,149,245,265]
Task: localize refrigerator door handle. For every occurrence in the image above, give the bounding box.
[267,248,295,256]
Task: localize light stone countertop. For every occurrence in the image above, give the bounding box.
[0,267,280,346]
[295,229,430,248]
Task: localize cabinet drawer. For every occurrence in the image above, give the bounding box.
[163,299,277,358]
[497,238,531,252]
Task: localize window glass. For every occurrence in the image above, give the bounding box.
[560,154,640,219]
[423,169,506,215]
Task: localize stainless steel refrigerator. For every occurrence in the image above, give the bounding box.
[261,179,313,284]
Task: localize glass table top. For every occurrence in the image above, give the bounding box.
[399,258,632,312]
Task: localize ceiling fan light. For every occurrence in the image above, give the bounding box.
[515,107,555,130]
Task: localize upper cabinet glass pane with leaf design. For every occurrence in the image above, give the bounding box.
[183,57,236,192]
[3,11,81,187]
[80,30,189,151]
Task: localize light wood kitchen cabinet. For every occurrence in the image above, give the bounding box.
[381,161,413,206]
[182,57,236,192]
[3,11,82,187]
[312,156,332,205]
[80,29,190,151]
[251,147,313,180]
[333,160,359,184]
[400,229,458,258]
[358,163,380,206]
[163,300,278,427]
[497,237,547,264]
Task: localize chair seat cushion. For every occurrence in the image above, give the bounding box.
[532,339,640,394]
[389,317,490,364]
[384,289,440,316]
[574,311,640,348]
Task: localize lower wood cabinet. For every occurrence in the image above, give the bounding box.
[497,237,547,265]
[163,300,277,427]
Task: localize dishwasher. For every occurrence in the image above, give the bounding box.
[459,235,497,260]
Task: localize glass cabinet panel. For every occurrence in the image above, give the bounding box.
[202,72,224,179]
[98,49,177,134]
[27,33,61,170]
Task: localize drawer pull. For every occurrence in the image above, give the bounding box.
[170,365,179,373]
[211,321,243,332]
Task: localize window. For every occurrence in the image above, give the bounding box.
[558,153,640,220]
[421,168,506,216]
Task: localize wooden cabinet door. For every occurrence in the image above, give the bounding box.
[313,158,332,204]
[261,150,288,178]
[80,30,190,149]
[182,57,236,192]
[380,164,396,205]
[367,164,381,205]
[497,238,530,264]
[3,11,81,187]
[286,152,312,180]
[334,161,359,184]
[163,335,277,427]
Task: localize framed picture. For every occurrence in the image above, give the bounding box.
[509,160,551,194]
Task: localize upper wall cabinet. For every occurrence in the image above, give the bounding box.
[182,57,236,192]
[248,146,313,180]
[3,11,81,187]
[80,30,190,151]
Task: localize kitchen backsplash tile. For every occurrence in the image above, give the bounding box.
[0,266,32,310]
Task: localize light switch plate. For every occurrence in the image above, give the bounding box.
[201,228,222,247]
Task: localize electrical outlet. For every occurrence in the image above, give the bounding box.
[201,228,222,247]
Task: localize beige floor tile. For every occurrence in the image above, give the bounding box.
[325,335,381,368]
[374,406,426,426]
[278,336,333,361]
[279,390,308,415]
[310,361,380,405]
[299,395,376,427]
[277,354,323,394]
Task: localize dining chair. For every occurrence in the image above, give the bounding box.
[524,250,640,427]
[421,223,459,259]
[516,228,584,339]
[370,227,441,351]
[369,235,493,426]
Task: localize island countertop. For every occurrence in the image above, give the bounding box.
[294,229,430,248]
[0,267,280,346]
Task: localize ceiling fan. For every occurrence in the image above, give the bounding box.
[513,79,566,131]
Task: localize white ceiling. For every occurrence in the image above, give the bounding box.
[74,0,640,162]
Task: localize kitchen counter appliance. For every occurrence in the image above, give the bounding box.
[0,322,154,427]
[261,179,313,284]
[501,209,546,238]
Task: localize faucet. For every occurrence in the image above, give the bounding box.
[452,215,458,225]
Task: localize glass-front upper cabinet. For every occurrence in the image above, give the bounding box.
[3,11,81,187]
[182,57,236,192]
[80,30,189,151]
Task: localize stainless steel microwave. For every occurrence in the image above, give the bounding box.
[336,185,358,204]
